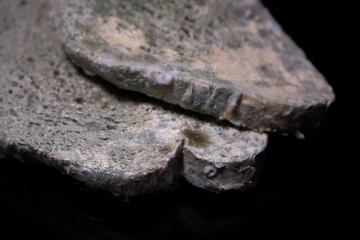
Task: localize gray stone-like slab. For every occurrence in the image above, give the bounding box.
[51,0,334,136]
[0,0,267,196]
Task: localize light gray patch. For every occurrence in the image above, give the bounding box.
[144,65,173,85]
[204,165,217,178]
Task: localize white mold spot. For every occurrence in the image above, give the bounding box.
[82,67,97,76]
[214,162,225,169]
[145,66,173,85]
[204,165,217,178]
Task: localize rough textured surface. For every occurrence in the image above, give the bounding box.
[0,0,267,196]
[51,0,335,136]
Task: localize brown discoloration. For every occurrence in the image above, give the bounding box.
[182,128,213,149]
[97,17,148,54]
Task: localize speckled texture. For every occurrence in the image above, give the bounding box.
[0,0,267,196]
[51,0,334,136]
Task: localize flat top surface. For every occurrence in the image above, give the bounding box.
[53,0,334,104]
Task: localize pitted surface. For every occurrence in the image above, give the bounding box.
[0,0,267,195]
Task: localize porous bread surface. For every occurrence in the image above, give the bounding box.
[0,0,267,196]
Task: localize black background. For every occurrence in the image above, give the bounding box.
[0,0,358,239]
